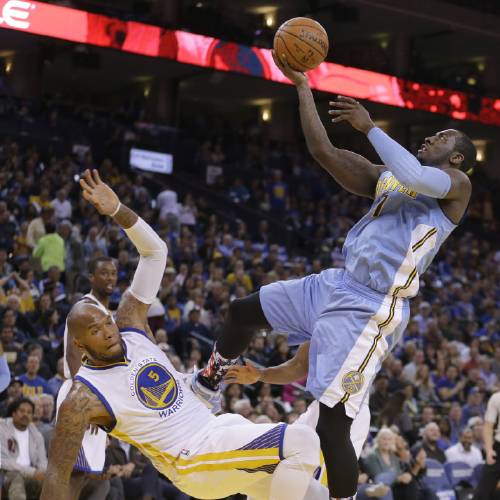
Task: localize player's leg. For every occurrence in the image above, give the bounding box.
[197,291,270,391]
[270,424,321,499]
[197,271,334,395]
[307,276,409,498]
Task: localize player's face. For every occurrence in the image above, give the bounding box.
[416,129,458,167]
[79,309,124,364]
[89,261,118,297]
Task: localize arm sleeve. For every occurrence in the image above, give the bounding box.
[124,218,168,304]
[367,127,451,198]
[0,356,11,393]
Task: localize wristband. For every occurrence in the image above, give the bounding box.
[110,202,121,217]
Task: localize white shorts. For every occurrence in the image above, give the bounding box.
[170,413,290,499]
[56,379,107,473]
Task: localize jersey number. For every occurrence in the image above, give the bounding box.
[148,370,160,383]
[373,194,389,217]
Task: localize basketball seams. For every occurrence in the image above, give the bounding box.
[279,28,328,59]
[275,34,311,72]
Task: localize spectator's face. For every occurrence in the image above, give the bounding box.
[1,326,14,343]
[422,407,435,424]
[189,310,200,323]
[155,329,167,344]
[48,266,61,282]
[446,366,458,380]
[460,430,473,450]
[449,405,461,420]
[424,424,440,443]
[471,423,484,442]
[3,309,16,327]
[12,402,33,430]
[377,432,394,452]
[41,397,54,420]
[26,356,40,375]
[89,261,118,297]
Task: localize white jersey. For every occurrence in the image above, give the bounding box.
[63,293,110,379]
[75,329,216,479]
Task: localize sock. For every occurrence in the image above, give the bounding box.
[199,346,238,390]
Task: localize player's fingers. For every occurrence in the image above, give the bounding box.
[329,101,355,109]
[79,178,93,192]
[281,53,292,70]
[83,169,97,188]
[92,169,103,185]
[224,376,238,384]
[82,190,92,202]
[331,115,348,123]
[271,50,282,68]
[244,360,255,367]
[328,110,348,116]
[338,95,359,105]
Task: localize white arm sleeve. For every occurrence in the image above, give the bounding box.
[124,218,168,304]
[367,127,452,198]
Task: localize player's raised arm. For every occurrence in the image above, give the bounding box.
[329,97,472,205]
[225,342,310,385]
[79,169,167,336]
[41,383,107,499]
[273,52,384,199]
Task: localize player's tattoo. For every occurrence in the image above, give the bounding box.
[41,383,108,500]
[113,203,139,229]
[115,290,154,341]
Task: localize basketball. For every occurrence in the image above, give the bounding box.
[273,17,329,72]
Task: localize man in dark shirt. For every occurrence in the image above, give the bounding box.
[420,422,447,463]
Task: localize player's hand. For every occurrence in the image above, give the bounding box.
[79,169,120,216]
[328,96,375,134]
[224,360,261,385]
[487,448,497,465]
[121,463,135,478]
[88,424,100,435]
[272,51,307,87]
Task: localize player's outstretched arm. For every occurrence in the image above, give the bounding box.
[272,51,384,199]
[225,342,310,385]
[41,383,108,499]
[80,170,167,337]
[329,98,472,205]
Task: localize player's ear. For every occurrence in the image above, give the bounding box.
[449,151,464,167]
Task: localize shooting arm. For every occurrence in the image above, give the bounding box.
[41,383,106,499]
[296,82,384,198]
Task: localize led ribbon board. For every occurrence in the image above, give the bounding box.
[0,0,499,126]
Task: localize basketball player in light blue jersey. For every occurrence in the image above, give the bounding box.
[193,52,475,498]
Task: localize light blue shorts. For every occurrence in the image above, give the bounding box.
[260,269,410,418]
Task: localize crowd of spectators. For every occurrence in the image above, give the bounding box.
[0,96,499,499]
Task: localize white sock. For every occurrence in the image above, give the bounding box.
[270,424,321,500]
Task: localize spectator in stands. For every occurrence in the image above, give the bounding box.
[370,373,390,417]
[0,203,17,253]
[51,189,72,221]
[447,402,465,444]
[47,357,64,397]
[0,377,24,416]
[461,387,487,425]
[445,428,483,468]
[402,349,426,383]
[468,416,485,455]
[26,206,54,250]
[33,222,65,274]
[0,398,47,499]
[363,428,414,498]
[33,394,54,450]
[436,364,466,402]
[419,423,446,463]
[18,355,50,397]
[83,226,108,258]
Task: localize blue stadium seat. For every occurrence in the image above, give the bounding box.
[424,459,456,500]
[444,461,473,487]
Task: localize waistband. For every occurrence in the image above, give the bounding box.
[342,270,407,309]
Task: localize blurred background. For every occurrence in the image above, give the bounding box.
[0,0,499,499]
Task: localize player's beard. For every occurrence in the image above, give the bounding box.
[86,342,125,364]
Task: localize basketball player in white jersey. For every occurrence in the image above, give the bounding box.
[41,170,323,500]
[55,256,117,496]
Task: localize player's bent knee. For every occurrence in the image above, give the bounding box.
[283,424,321,469]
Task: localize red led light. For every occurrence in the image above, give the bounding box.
[0,0,498,126]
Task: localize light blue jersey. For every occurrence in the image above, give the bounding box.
[260,170,458,419]
[343,171,456,297]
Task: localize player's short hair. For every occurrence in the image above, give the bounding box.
[453,132,477,174]
[88,256,114,275]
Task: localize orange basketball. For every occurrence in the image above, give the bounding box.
[273,17,329,72]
